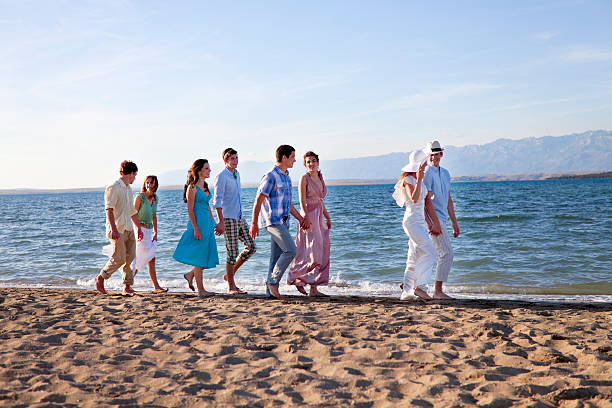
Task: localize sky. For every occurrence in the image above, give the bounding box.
[1,0,611,189]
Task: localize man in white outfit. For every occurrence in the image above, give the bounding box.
[423,141,460,299]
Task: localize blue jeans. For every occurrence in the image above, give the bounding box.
[265,223,297,285]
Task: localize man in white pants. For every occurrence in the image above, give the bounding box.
[423,141,460,299]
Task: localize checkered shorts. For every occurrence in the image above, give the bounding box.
[223,218,256,265]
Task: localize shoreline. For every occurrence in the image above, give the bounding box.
[1,171,610,194]
[1,287,610,406]
[1,284,611,303]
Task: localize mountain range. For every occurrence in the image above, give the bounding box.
[160,130,611,185]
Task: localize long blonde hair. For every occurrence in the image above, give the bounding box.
[398,171,416,182]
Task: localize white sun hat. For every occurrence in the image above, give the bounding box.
[401,148,430,173]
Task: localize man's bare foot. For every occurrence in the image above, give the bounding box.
[433,291,455,300]
[228,287,247,295]
[153,287,169,294]
[309,287,328,297]
[122,285,135,296]
[267,284,282,299]
[183,273,195,291]
[95,275,107,295]
[414,287,432,301]
[296,286,308,295]
[198,290,215,298]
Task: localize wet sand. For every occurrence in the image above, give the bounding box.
[0,288,610,407]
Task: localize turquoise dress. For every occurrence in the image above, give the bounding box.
[173,186,219,268]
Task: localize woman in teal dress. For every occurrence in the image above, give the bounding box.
[173,159,221,297]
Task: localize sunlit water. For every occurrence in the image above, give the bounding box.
[0,179,610,302]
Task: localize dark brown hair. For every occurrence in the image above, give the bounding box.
[275,145,295,163]
[183,159,209,203]
[303,151,319,165]
[222,147,238,162]
[119,160,138,175]
[141,175,159,195]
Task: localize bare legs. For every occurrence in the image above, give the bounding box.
[184,267,214,298]
[95,275,107,294]
[433,280,454,299]
[94,274,134,296]
[266,284,282,299]
[414,286,432,301]
[146,259,168,293]
[222,257,247,294]
[295,284,327,297]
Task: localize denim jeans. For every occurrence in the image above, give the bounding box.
[265,223,297,285]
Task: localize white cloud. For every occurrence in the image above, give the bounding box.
[532,31,560,41]
[367,83,504,114]
[560,47,612,62]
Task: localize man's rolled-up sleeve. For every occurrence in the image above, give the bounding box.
[212,174,225,209]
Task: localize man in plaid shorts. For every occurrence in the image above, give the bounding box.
[250,145,308,299]
[213,148,256,294]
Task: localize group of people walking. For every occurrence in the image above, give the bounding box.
[94,144,332,300]
[94,141,459,301]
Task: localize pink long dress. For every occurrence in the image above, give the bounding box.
[288,172,330,286]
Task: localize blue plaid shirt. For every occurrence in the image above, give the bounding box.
[257,166,292,228]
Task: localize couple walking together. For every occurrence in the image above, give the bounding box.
[250,145,331,299]
[175,145,331,299]
[394,140,460,301]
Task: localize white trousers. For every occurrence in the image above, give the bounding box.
[402,218,437,295]
[429,221,453,282]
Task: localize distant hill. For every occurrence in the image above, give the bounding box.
[159,130,612,185]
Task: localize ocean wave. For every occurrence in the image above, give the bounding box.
[2,277,611,303]
[458,214,533,222]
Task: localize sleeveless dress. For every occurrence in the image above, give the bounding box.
[131,193,158,273]
[173,186,219,269]
[288,173,330,286]
[400,176,437,296]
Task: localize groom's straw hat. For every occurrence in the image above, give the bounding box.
[427,140,444,153]
[401,148,429,172]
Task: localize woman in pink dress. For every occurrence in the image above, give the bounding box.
[288,151,331,297]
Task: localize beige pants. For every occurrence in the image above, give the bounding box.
[100,230,135,286]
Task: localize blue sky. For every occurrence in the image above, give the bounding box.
[1,0,611,189]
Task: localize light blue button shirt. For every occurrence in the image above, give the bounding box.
[423,165,451,223]
[212,168,242,220]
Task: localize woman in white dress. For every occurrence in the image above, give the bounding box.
[393,148,437,301]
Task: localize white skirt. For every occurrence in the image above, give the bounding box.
[131,227,157,273]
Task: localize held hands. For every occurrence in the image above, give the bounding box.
[429,221,442,236]
[214,222,224,236]
[301,215,311,230]
[193,228,202,241]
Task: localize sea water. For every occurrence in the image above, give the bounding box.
[0,179,610,302]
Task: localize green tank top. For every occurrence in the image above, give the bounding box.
[136,193,157,229]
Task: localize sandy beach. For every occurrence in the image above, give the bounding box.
[0,288,610,407]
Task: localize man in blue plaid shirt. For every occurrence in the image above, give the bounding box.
[250,145,307,299]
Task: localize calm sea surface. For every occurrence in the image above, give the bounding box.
[0,179,610,302]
